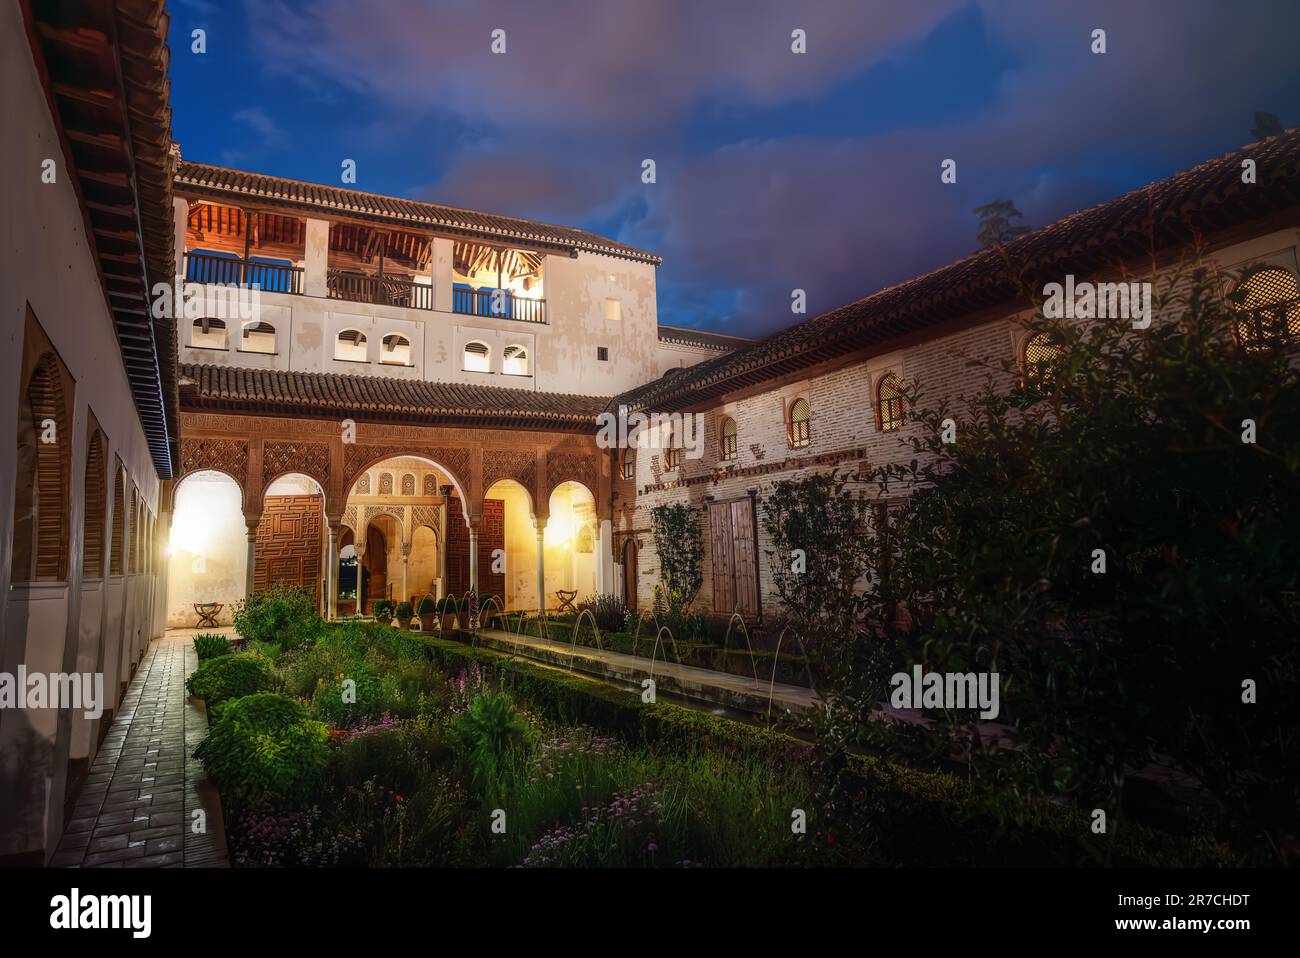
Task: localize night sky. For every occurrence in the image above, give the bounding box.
[169,0,1300,337]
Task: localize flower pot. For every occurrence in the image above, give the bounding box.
[440,612,458,631]
[396,616,413,629]
[419,613,438,631]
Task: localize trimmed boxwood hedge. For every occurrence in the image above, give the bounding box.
[185,652,277,717]
[411,630,1235,867]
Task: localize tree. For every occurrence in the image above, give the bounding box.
[973,199,1031,249]
[1251,111,1284,140]
[649,502,703,610]
[837,264,1299,862]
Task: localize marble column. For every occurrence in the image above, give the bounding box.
[534,517,547,616]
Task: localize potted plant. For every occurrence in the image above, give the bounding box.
[418,595,438,631]
[395,600,414,629]
[372,599,394,625]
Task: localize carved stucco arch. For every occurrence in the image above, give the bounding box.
[342,446,473,525]
[174,436,250,512]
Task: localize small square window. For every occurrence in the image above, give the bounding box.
[596,346,609,361]
[604,298,622,322]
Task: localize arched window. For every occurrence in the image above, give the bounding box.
[110,465,126,576]
[192,317,227,349]
[719,416,738,461]
[787,397,811,449]
[401,473,415,496]
[620,446,635,481]
[381,333,411,365]
[463,340,491,373]
[1022,332,1064,392]
[378,472,394,495]
[13,353,70,581]
[241,320,276,354]
[663,423,679,470]
[1229,266,1300,351]
[336,328,368,362]
[876,374,906,432]
[357,473,371,494]
[83,428,106,578]
[503,344,529,376]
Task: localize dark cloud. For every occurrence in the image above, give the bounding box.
[239,0,1300,335]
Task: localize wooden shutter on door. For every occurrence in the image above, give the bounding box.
[445,496,469,595]
[709,501,735,614]
[478,499,505,599]
[730,498,759,617]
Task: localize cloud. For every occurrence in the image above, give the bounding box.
[232,107,287,148]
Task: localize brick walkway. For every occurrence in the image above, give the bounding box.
[51,633,229,868]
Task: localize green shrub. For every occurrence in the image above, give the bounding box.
[185,652,276,708]
[575,593,626,632]
[193,633,231,661]
[195,692,330,809]
[418,596,436,615]
[231,583,322,650]
[395,601,414,620]
[311,664,383,728]
[372,599,394,621]
[452,689,533,788]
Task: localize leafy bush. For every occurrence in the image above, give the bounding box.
[371,599,394,621]
[395,601,414,620]
[194,692,330,810]
[193,633,231,661]
[311,664,382,728]
[232,583,321,650]
[185,652,276,708]
[576,593,627,632]
[418,596,436,615]
[452,689,533,788]
[650,503,703,609]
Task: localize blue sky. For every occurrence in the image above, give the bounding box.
[170,0,1300,336]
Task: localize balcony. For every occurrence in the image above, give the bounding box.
[327,268,433,311]
[452,284,547,324]
[184,250,302,294]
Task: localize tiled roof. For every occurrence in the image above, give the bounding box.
[620,129,1300,412]
[174,160,661,265]
[657,324,755,351]
[179,364,611,431]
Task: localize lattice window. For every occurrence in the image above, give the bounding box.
[378,472,394,495]
[83,429,106,578]
[401,473,415,496]
[1022,332,1064,392]
[788,397,811,449]
[876,374,906,432]
[356,473,371,494]
[720,416,738,461]
[423,474,436,496]
[1230,267,1300,352]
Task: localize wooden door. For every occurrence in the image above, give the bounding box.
[445,497,505,598]
[254,494,323,609]
[708,497,758,617]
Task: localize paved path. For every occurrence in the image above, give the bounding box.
[50,631,230,868]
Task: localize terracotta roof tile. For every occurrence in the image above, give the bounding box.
[180,363,610,431]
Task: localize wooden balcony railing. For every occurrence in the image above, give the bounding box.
[452,285,547,324]
[327,268,433,311]
[184,251,303,294]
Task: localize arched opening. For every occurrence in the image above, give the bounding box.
[787,396,811,449]
[503,344,529,376]
[110,465,126,576]
[484,478,536,610]
[875,374,906,432]
[12,353,70,582]
[191,317,228,350]
[240,320,277,354]
[545,480,597,606]
[83,428,106,578]
[463,339,491,373]
[361,518,393,611]
[720,416,738,461]
[335,328,368,362]
[381,333,412,365]
[165,470,247,628]
[1229,266,1300,351]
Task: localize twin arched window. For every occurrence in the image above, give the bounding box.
[876,373,906,432]
[1230,266,1300,352]
[787,398,811,449]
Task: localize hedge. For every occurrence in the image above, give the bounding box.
[411,630,1235,867]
